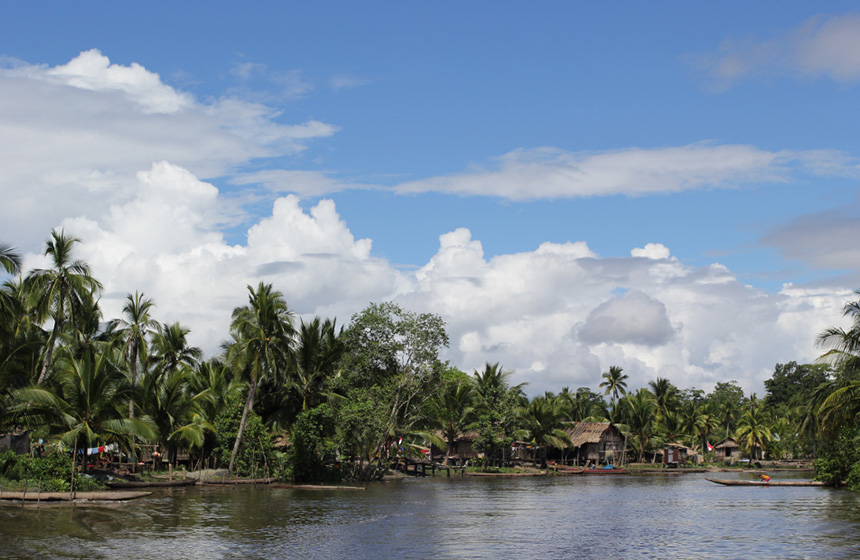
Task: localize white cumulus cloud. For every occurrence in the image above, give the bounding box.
[690,13,860,89]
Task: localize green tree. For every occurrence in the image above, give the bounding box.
[287,403,340,483]
[706,381,747,439]
[26,230,102,384]
[513,395,571,467]
[225,282,296,474]
[647,377,679,418]
[150,321,202,376]
[735,405,772,463]
[0,241,21,276]
[290,317,344,412]
[336,302,448,478]
[817,290,860,376]
[600,366,628,406]
[621,389,657,462]
[764,361,830,410]
[106,291,157,417]
[10,344,154,467]
[425,376,476,465]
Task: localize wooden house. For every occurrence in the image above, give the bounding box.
[431,431,479,465]
[663,443,698,466]
[713,437,740,463]
[713,437,761,463]
[564,422,626,467]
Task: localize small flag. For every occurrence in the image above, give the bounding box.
[707,442,714,451]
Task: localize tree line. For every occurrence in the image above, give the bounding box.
[1,231,859,486]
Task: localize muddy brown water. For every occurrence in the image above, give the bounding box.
[1,472,858,559]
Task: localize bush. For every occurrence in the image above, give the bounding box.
[286,404,342,484]
[0,450,104,491]
[213,396,284,478]
[845,462,860,491]
[813,426,860,486]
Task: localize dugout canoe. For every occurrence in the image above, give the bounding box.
[705,478,827,487]
[581,468,628,475]
[270,484,365,490]
[200,477,277,485]
[0,490,152,502]
[467,471,546,477]
[105,478,198,489]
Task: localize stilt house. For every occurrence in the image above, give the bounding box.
[565,422,625,466]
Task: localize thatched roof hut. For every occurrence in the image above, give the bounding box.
[714,437,747,463]
[564,422,625,467]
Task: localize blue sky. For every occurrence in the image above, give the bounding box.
[2,3,860,395]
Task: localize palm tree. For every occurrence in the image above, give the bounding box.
[289,317,344,412]
[600,366,628,405]
[426,380,476,465]
[0,279,44,406]
[621,389,657,462]
[513,396,572,466]
[150,321,202,376]
[25,230,102,384]
[107,292,157,417]
[735,405,772,463]
[0,241,22,276]
[692,404,720,456]
[140,364,213,466]
[648,377,678,417]
[817,290,860,375]
[814,292,860,436]
[225,282,296,474]
[10,344,154,468]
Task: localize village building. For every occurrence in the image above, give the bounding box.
[713,437,763,464]
[662,442,699,466]
[564,422,625,467]
[430,431,479,465]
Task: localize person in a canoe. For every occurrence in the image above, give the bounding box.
[759,474,771,483]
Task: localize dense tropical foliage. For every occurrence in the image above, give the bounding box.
[2,232,860,488]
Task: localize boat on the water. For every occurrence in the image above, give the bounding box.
[105,478,198,489]
[705,478,827,487]
[0,490,152,502]
[581,465,627,475]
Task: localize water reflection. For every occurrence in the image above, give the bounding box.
[1,474,859,559]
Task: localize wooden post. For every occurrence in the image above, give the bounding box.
[169,462,173,481]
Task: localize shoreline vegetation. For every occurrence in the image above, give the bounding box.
[2,232,860,492]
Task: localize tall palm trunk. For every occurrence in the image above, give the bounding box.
[37,316,63,384]
[229,377,257,474]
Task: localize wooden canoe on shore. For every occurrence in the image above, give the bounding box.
[0,490,152,502]
[467,471,546,477]
[200,477,277,485]
[551,468,585,475]
[270,484,365,490]
[581,468,628,475]
[105,478,198,489]
[706,478,827,487]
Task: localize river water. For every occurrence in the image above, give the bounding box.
[2,472,859,559]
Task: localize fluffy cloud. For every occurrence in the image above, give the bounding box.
[16,161,847,398]
[4,50,853,401]
[393,144,849,200]
[690,13,860,89]
[400,231,845,395]
[0,50,337,251]
[29,164,395,352]
[579,291,675,346]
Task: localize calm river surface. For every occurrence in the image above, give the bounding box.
[2,472,859,559]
